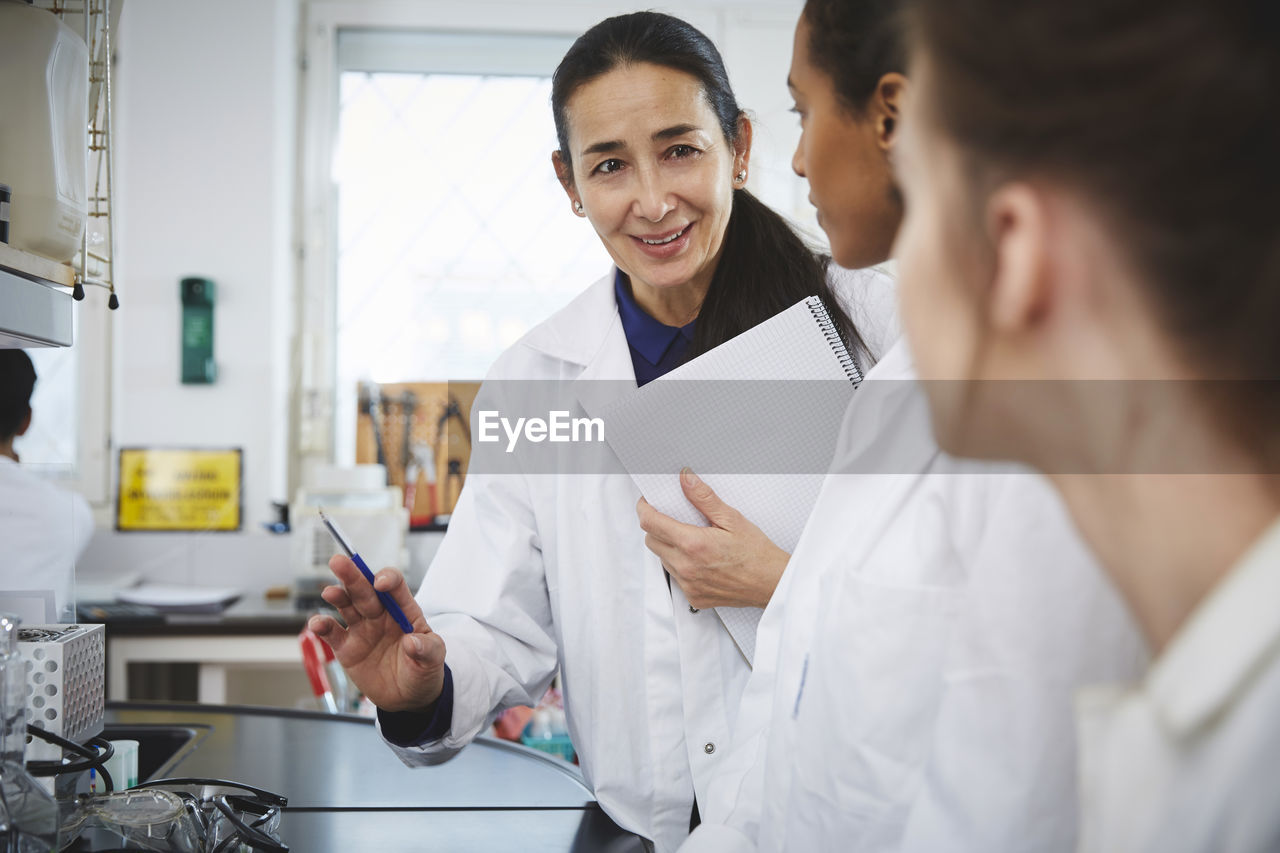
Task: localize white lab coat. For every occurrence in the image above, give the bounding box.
[682,340,1147,852]
[381,267,898,852]
[0,456,92,620]
[1075,517,1280,853]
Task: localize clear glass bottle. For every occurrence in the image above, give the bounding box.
[0,614,58,852]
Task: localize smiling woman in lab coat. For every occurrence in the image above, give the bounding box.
[892,0,1280,849]
[307,11,894,852]
[680,1,1147,850]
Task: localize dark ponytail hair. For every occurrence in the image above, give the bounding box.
[0,350,36,441]
[906,0,1280,467]
[551,11,868,362]
[802,0,906,116]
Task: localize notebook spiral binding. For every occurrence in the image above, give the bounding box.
[806,296,864,385]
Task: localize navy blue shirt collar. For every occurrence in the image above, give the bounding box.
[614,269,696,368]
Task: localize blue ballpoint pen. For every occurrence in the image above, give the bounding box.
[319,508,415,634]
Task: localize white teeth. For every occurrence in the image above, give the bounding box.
[642,227,686,246]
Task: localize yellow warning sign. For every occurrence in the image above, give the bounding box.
[117,448,242,531]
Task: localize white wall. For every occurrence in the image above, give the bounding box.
[80,0,817,590]
[112,0,296,528]
[719,3,825,244]
[80,0,298,586]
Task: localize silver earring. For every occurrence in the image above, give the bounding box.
[735,171,746,184]
[574,200,584,214]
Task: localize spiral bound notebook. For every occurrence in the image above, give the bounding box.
[602,296,863,664]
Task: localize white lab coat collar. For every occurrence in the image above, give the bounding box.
[828,337,937,478]
[519,270,621,369]
[813,338,943,581]
[1146,516,1280,739]
[518,268,641,419]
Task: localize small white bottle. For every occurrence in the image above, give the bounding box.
[0,0,88,263]
[0,614,59,852]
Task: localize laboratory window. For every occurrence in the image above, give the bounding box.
[317,29,612,463]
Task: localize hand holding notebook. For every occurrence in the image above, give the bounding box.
[602,296,864,663]
[635,466,793,609]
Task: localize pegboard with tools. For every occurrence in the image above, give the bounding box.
[355,381,480,528]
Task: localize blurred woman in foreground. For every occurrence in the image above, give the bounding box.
[896,0,1280,849]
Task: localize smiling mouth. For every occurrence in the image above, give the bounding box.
[637,225,689,246]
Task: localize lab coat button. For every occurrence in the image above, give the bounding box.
[703,742,715,755]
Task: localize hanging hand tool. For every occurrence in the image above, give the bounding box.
[435,393,472,517]
[359,381,386,478]
[399,390,417,488]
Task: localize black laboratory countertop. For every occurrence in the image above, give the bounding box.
[92,702,644,852]
[77,594,315,637]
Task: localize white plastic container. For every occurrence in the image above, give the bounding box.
[0,0,88,263]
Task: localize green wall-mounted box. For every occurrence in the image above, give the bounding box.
[181,276,217,384]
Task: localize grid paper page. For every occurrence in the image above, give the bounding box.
[602,297,859,663]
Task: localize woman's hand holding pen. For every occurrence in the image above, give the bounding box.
[637,468,790,611]
[307,556,447,713]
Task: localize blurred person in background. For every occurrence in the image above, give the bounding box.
[0,349,92,622]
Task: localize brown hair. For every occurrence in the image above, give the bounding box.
[906,0,1280,464]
